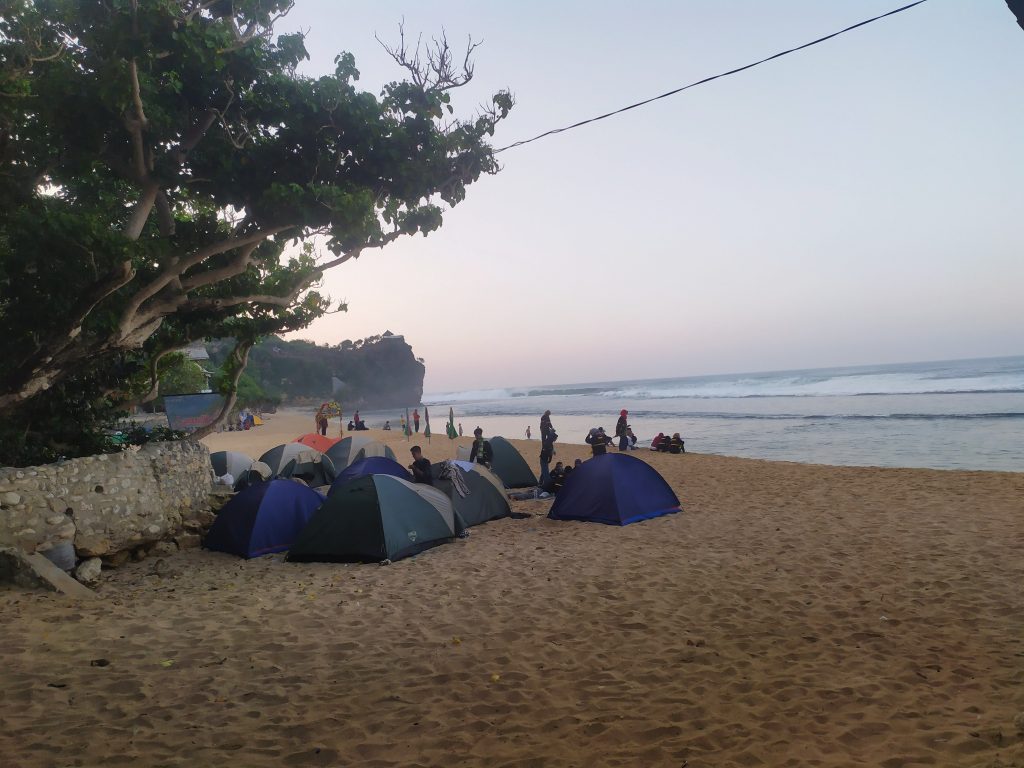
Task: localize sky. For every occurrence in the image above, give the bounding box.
[274,1,1024,394]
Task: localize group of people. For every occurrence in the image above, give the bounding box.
[650,432,685,453]
[347,411,369,431]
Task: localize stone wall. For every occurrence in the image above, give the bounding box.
[0,441,213,565]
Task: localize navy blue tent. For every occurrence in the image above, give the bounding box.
[329,457,412,495]
[204,479,325,558]
[548,453,680,526]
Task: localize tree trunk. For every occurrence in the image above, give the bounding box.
[187,339,253,441]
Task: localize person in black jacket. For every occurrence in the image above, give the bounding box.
[468,427,494,467]
[586,427,613,457]
[409,446,433,485]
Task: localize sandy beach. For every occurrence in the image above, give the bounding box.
[2,408,1022,767]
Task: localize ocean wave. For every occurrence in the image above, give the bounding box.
[427,358,1024,403]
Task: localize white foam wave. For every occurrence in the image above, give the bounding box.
[424,388,517,403]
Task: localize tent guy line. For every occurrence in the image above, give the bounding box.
[494,0,930,154]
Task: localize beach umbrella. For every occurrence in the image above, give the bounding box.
[424,406,431,442]
[447,407,457,439]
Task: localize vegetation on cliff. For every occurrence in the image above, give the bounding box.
[208,332,425,409]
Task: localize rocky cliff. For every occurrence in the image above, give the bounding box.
[209,332,425,408]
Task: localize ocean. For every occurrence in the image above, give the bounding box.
[422,356,1024,472]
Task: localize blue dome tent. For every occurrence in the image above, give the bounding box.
[548,454,680,526]
[329,456,412,494]
[204,480,325,558]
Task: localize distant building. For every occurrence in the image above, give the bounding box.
[183,341,209,361]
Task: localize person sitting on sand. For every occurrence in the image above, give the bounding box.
[668,433,685,454]
[626,428,638,450]
[409,446,433,485]
[651,432,665,451]
[546,461,566,493]
[469,427,494,467]
[383,420,391,431]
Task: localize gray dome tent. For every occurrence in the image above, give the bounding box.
[259,443,324,477]
[324,435,397,471]
[431,462,511,528]
[288,475,458,563]
[210,450,255,479]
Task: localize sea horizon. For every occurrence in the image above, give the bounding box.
[417,354,1024,473]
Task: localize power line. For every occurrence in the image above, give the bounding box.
[494,1,930,154]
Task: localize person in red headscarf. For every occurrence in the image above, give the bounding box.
[614,409,629,451]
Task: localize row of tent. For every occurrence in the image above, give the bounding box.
[205,457,514,562]
[205,449,682,563]
[212,433,541,492]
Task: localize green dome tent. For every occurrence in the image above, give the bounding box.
[489,436,538,488]
[324,435,397,470]
[288,475,458,563]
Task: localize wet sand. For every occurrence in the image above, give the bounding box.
[2,410,1022,766]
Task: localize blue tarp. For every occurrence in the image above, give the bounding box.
[548,453,680,526]
[165,393,226,432]
[329,457,412,495]
[204,480,325,558]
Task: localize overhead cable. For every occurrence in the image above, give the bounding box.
[494,0,930,153]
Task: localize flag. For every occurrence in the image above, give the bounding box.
[447,407,457,439]
[424,406,431,442]
[404,407,411,439]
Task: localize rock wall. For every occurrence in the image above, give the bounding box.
[0,441,213,564]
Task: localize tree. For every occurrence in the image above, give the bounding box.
[0,1,512,463]
[157,353,208,398]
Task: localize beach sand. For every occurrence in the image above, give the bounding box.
[2,408,1022,766]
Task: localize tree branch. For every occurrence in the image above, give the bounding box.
[118,226,291,338]
[179,241,258,291]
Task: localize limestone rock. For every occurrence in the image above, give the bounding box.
[102,550,131,568]
[74,557,103,585]
[150,540,179,557]
[2,491,22,506]
[174,533,201,550]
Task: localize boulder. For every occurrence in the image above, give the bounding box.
[74,557,103,585]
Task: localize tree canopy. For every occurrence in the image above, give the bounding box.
[0,0,511,464]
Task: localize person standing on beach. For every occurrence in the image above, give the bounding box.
[458,423,463,437]
[526,425,532,440]
[539,440,553,487]
[587,427,612,457]
[413,408,420,433]
[540,410,553,443]
[614,409,629,451]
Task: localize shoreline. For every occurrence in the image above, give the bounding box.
[201,407,1024,476]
